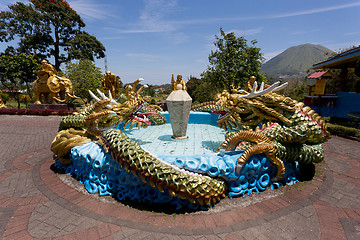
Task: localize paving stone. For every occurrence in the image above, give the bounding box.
[28,201,100,238]
[237,205,320,240]
[111,227,150,240]
[0,171,41,197]
[1,116,360,239]
[320,178,360,208]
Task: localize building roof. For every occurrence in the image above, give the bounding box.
[308,70,329,79]
[155,88,165,91]
[313,46,360,69]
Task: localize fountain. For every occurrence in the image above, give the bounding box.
[51,76,330,210]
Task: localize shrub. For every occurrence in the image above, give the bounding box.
[20,94,31,102]
[0,108,17,115]
[0,108,76,116]
[327,123,360,140]
[16,109,27,115]
[327,117,359,129]
[149,98,157,105]
[26,109,39,115]
[0,92,10,104]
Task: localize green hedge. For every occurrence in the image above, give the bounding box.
[325,117,359,129]
[327,123,360,140]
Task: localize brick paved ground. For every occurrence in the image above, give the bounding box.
[0,115,359,240]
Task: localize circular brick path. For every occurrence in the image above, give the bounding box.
[0,115,359,239]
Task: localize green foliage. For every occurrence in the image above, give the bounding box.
[0,91,10,103]
[20,94,32,107]
[149,98,156,105]
[327,123,360,140]
[0,0,105,70]
[202,28,265,90]
[64,60,102,103]
[326,117,360,129]
[67,31,105,61]
[142,85,156,97]
[279,78,308,102]
[0,53,40,108]
[323,116,360,140]
[187,76,220,104]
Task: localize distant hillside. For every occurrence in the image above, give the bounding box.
[261,44,333,79]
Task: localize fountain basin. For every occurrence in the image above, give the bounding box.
[55,111,299,210]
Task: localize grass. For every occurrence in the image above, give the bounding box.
[3,99,29,109]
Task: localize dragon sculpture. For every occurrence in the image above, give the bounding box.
[192,77,330,181]
[51,78,226,207]
[51,76,329,209]
[51,78,165,165]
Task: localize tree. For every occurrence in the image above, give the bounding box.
[0,53,41,108]
[142,84,156,97]
[187,76,220,104]
[279,78,308,102]
[202,28,265,90]
[63,59,103,103]
[0,0,105,70]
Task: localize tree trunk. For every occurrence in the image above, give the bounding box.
[15,94,21,109]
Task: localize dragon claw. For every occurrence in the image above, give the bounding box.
[222,130,285,180]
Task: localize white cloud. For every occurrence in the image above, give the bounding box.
[125,53,162,62]
[227,28,263,37]
[267,2,360,19]
[325,41,360,52]
[67,0,116,21]
[263,51,282,62]
[168,2,360,25]
[0,0,115,21]
[344,31,360,36]
[114,0,191,44]
[291,29,320,36]
[120,0,178,33]
[165,32,189,44]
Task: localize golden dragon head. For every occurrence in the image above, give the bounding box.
[213,79,290,131]
[88,78,160,131]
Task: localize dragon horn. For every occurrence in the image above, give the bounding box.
[96,89,107,100]
[259,81,265,91]
[272,82,288,92]
[89,90,100,102]
[108,90,118,105]
[132,78,143,89]
[238,81,288,98]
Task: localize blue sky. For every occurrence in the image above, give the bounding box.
[1,0,360,85]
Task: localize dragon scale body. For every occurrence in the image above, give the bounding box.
[100,129,226,205]
[192,80,330,179]
[51,78,329,209]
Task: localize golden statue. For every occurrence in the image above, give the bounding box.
[33,60,78,104]
[171,74,187,91]
[101,71,119,98]
[0,96,6,108]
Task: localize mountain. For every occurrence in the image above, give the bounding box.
[261,44,333,79]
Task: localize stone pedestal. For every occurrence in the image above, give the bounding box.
[166,85,192,139]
